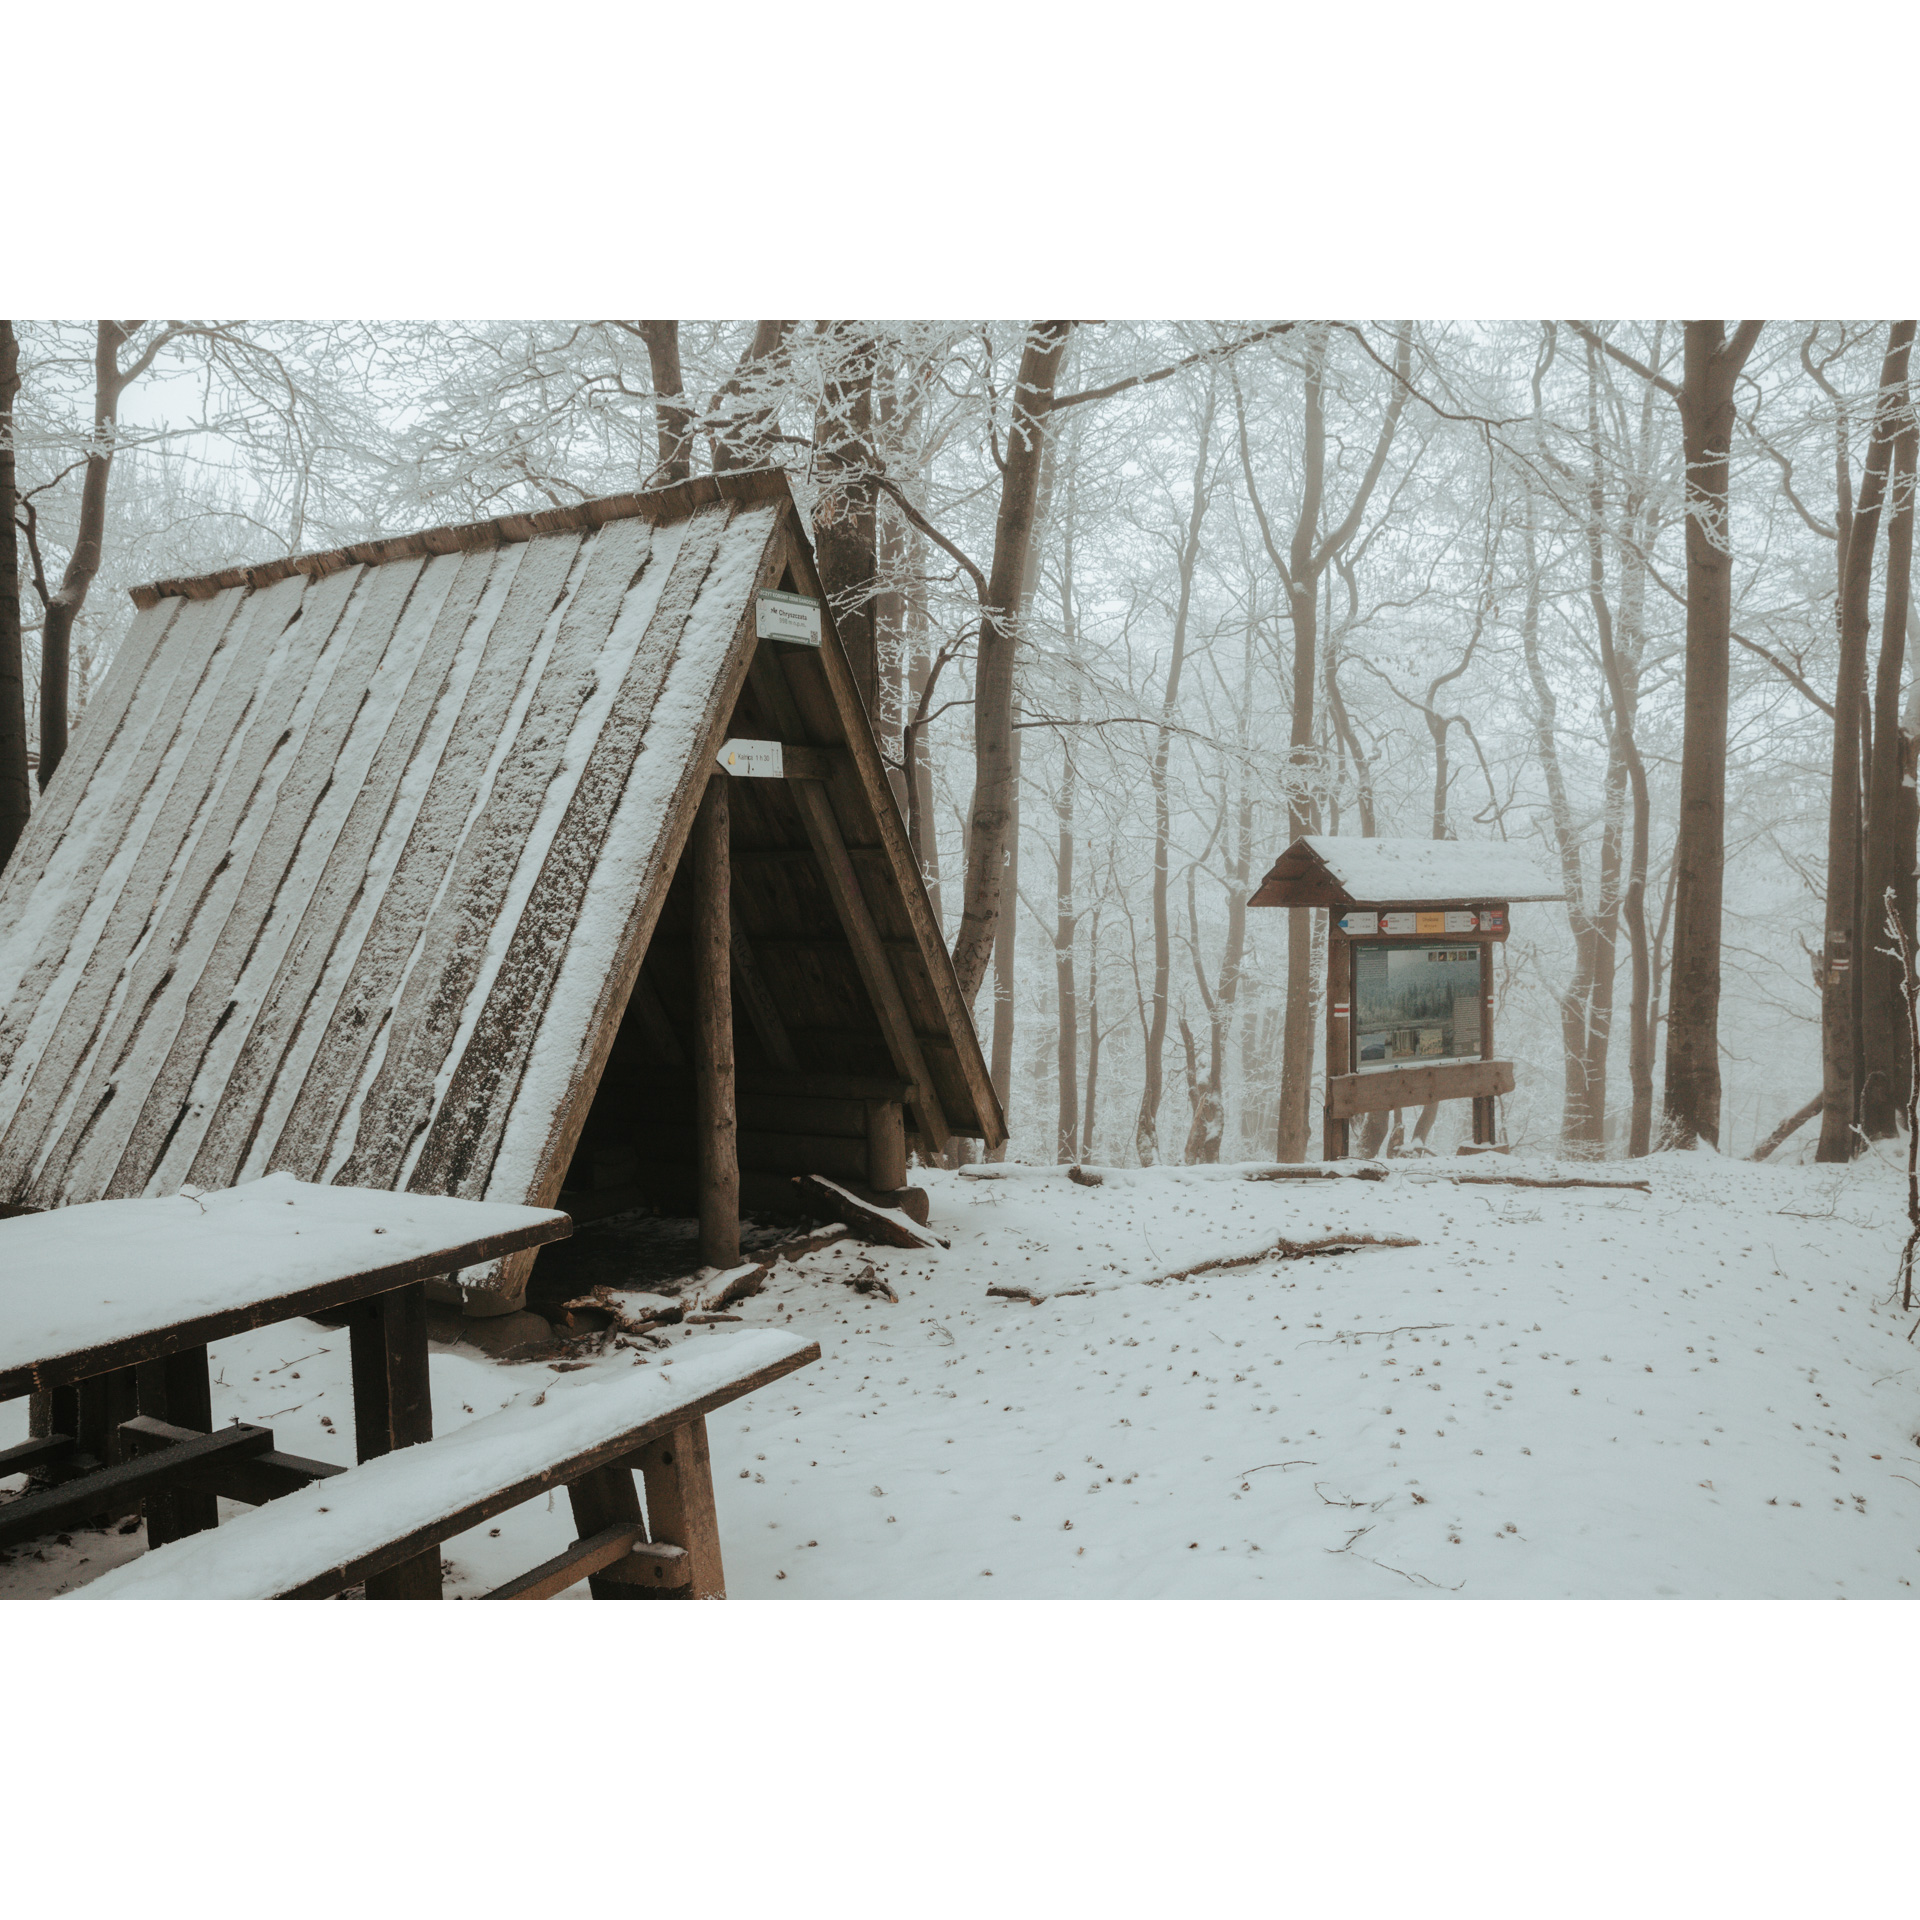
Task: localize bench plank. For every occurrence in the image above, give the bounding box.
[68,1331,817,1600]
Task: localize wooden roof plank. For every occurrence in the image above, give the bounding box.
[111,553,457,1199]
[0,576,329,1202]
[467,502,786,1302]
[264,537,591,1181]
[412,504,745,1202]
[0,596,184,926]
[333,517,666,1194]
[185,548,504,1193]
[0,592,236,1104]
[37,567,387,1206]
[261,545,544,1182]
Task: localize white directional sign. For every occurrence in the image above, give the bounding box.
[756,589,822,646]
[716,738,785,779]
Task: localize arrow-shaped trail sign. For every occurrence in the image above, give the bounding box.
[716,739,785,778]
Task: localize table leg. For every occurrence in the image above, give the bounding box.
[635,1418,725,1600]
[566,1464,652,1601]
[135,1347,219,1547]
[350,1284,439,1599]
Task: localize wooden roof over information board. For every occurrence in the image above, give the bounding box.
[1250,835,1565,910]
[0,468,999,1218]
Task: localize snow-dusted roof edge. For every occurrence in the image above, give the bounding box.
[128,467,793,610]
[1306,836,1565,902]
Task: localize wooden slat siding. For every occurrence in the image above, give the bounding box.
[778,523,1004,1146]
[0,581,298,1169]
[109,556,441,1199]
[0,578,323,1201]
[408,504,740,1206]
[320,524,620,1191]
[184,551,501,1193]
[236,546,527,1187]
[471,506,782,1307]
[0,591,241,1106]
[262,536,578,1182]
[42,566,394,1207]
[0,596,184,930]
[136,552,464,1194]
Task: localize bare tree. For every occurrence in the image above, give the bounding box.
[1818,322,1914,1160]
[0,321,27,871]
[1234,323,1410,1161]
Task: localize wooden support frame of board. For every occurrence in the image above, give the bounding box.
[1327,1059,1516,1121]
[1322,906,1511,1158]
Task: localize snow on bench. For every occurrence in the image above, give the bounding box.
[0,1172,566,1397]
[68,1329,818,1600]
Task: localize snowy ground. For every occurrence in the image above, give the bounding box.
[6,1152,1920,1600]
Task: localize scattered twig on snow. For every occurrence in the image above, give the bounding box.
[1299,1321,1452,1347]
[1237,1460,1315,1479]
[1147,1232,1422,1288]
[1314,1483,1393,1511]
[1366,1557,1465,1591]
[1325,1525,1375,1555]
[1244,1163,1390,1183]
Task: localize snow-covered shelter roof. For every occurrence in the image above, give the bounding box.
[0,468,1001,1225]
[1249,835,1565,909]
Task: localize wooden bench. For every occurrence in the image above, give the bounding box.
[66,1330,818,1600]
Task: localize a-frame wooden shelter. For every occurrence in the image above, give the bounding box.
[0,468,1001,1310]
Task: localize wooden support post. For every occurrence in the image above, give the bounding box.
[134,1345,218,1546]
[1323,935,1352,1161]
[564,1462,655,1601]
[866,1098,907,1191]
[693,776,740,1270]
[635,1416,725,1600]
[1470,936,1497,1146]
[351,1284,439,1599]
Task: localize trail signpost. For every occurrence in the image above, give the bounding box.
[1249,837,1564,1159]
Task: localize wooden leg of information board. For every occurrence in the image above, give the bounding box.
[1323,935,1352,1161]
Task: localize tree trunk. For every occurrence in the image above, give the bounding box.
[952,322,1072,1009]
[1818,322,1914,1160]
[1082,916,1103,1163]
[0,320,29,872]
[1861,329,1918,1140]
[1053,512,1081,1163]
[813,325,880,714]
[708,321,792,473]
[635,321,693,484]
[987,718,1020,1162]
[39,322,133,790]
[1664,320,1764,1148]
[1136,392,1214,1164]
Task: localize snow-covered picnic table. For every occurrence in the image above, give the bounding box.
[0,1173,568,1589]
[0,1173,566,1400]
